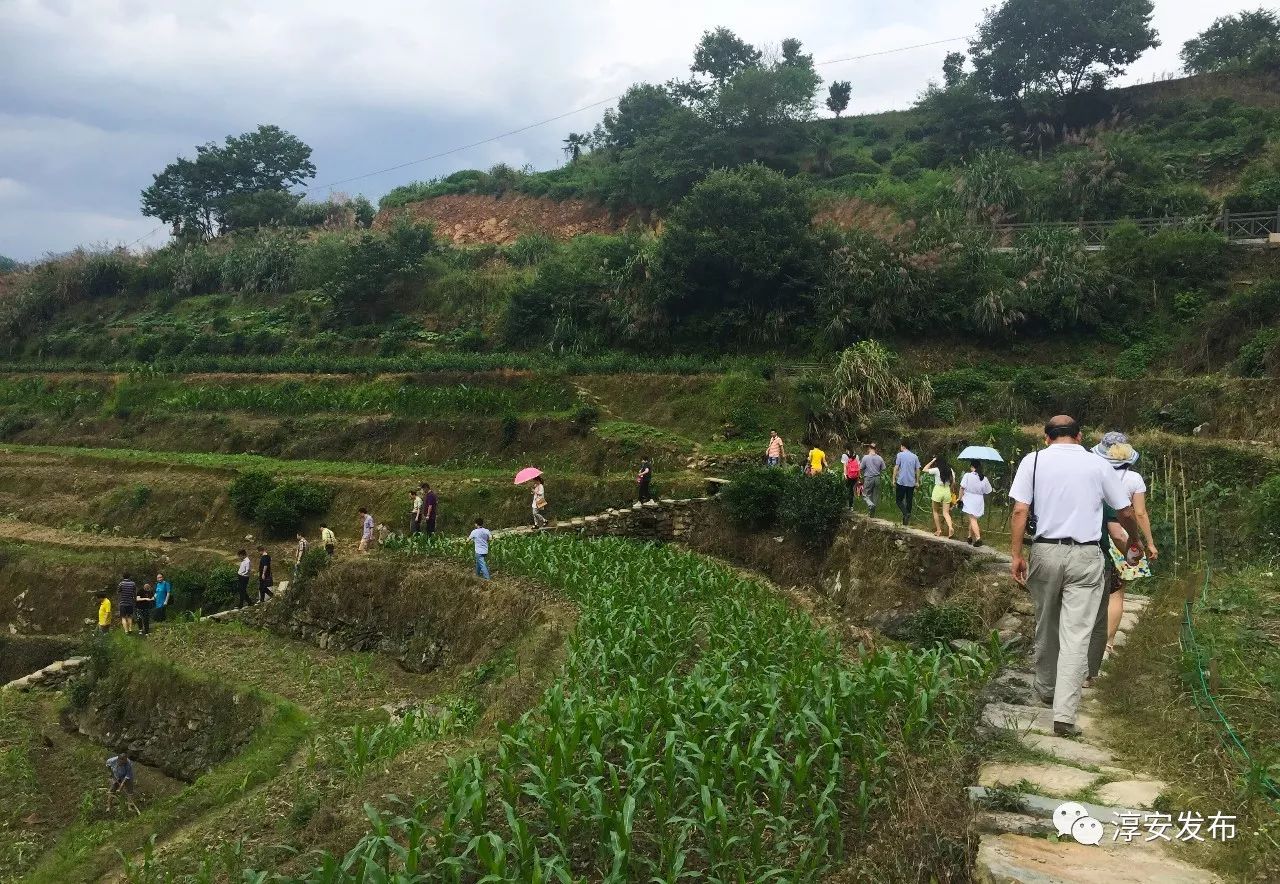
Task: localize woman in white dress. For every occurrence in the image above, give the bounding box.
[531,480,549,529]
[958,462,992,547]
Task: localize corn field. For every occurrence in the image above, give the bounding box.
[282,536,998,882]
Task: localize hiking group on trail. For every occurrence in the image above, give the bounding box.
[763,420,1159,739]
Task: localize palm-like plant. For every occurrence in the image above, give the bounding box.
[829,340,933,436]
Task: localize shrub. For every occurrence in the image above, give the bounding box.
[571,403,600,436]
[888,153,921,179]
[228,470,277,521]
[504,233,558,267]
[870,146,893,164]
[778,471,846,548]
[166,563,240,614]
[719,465,791,530]
[1172,289,1207,320]
[251,478,335,537]
[1233,328,1279,377]
[500,412,520,447]
[1248,474,1280,551]
[828,150,881,176]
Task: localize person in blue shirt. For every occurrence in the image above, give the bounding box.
[106,751,139,812]
[153,573,171,623]
[892,441,922,526]
[468,518,492,580]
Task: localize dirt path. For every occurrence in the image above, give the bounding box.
[0,519,230,560]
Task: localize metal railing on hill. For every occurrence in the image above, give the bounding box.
[993,208,1280,248]
[1179,567,1280,807]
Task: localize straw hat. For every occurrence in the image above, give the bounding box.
[1092,430,1139,467]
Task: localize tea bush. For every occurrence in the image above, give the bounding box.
[228,470,277,521]
[719,465,791,530]
[778,471,847,548]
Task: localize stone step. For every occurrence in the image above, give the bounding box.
[1017,731,1116,768]
[976,833,1221,883]
[982,702,1099,737]
[978,762,1100,797]
[966,786,1145,828]
[1094,779,1168,810]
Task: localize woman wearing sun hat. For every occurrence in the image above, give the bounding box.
[1089,431,1158,676]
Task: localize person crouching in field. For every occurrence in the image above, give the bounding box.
[105,750,139,813]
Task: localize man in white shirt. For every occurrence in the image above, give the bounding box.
[236,549,252,607]
[468,518,492,580]
[1008,416,1150,736]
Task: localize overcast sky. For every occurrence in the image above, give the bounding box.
[0,0,1260,260]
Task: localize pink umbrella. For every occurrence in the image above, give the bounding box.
[513,467,543,485]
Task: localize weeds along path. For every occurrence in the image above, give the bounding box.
[269,533,1003,882]
[0,518,229,558]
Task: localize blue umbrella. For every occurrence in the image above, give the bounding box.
[958,445,1004,462]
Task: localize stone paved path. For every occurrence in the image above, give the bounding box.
[969,592,1222,882]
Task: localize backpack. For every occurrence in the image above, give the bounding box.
[844,458,860,480]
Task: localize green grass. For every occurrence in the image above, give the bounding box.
[0,441,669,483]
[21,637,313,884]
[277,535,1001,881]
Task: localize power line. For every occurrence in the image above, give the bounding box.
[306,34,970,193]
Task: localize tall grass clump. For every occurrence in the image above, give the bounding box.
[277,536,998,882]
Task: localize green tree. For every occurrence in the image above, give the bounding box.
[942,51,967,87]
[1180,8,1280,74]
[0,255,18,273]
[969,0,1159,99]
[654,164,818,335]
[690,27,761,88]
[140,124,316,239]
[825,80,852,117]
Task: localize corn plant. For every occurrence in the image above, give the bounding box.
[275,537,999,882]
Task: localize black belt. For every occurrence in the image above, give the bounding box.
[1032,537,1096,546]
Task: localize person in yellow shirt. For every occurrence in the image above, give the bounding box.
[96,592,112,633]
[808,445,827,475]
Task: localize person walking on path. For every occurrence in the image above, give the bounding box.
[1087,432,1159,680]
[421,484,438,535]
[892,441,922,526]
[135,582,154,636]
[320,524,336,557]
[105,751,139,813]
[532,479,549,529]
[922,454,956,538]
[807,444,827,475]
[959,462,993,546]
[257,546,274,603]
[842,445,861,509]
[153,573,171,623]
[469,518,492,580]
[765,431,786,467]
[117,572,137,635]
[860,443,886,517]
[1009,416,1148,738]
[636,456,654,502]
[96,591,112,634]
[294,534,308,578]
[236,549,252,607]
[358,508,374,553]
[410,489,423,535]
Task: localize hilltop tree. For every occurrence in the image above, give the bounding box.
[141,124,316,239]
[969,0,1159,99]
[562,132,589,162]
[1181,8,1280,74]
[825,81,852,117]
[691,27,762,87]
[0,255,17,273]
[942,51,967,87]
[654,164,819,331]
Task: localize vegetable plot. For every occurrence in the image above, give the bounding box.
[285,536,997,882]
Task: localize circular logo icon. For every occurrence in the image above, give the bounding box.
[1053,801,1090,836]
[1071,815,1105,845]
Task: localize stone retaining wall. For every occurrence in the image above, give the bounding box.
[2,655,90,692]
[493,497,713,543]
